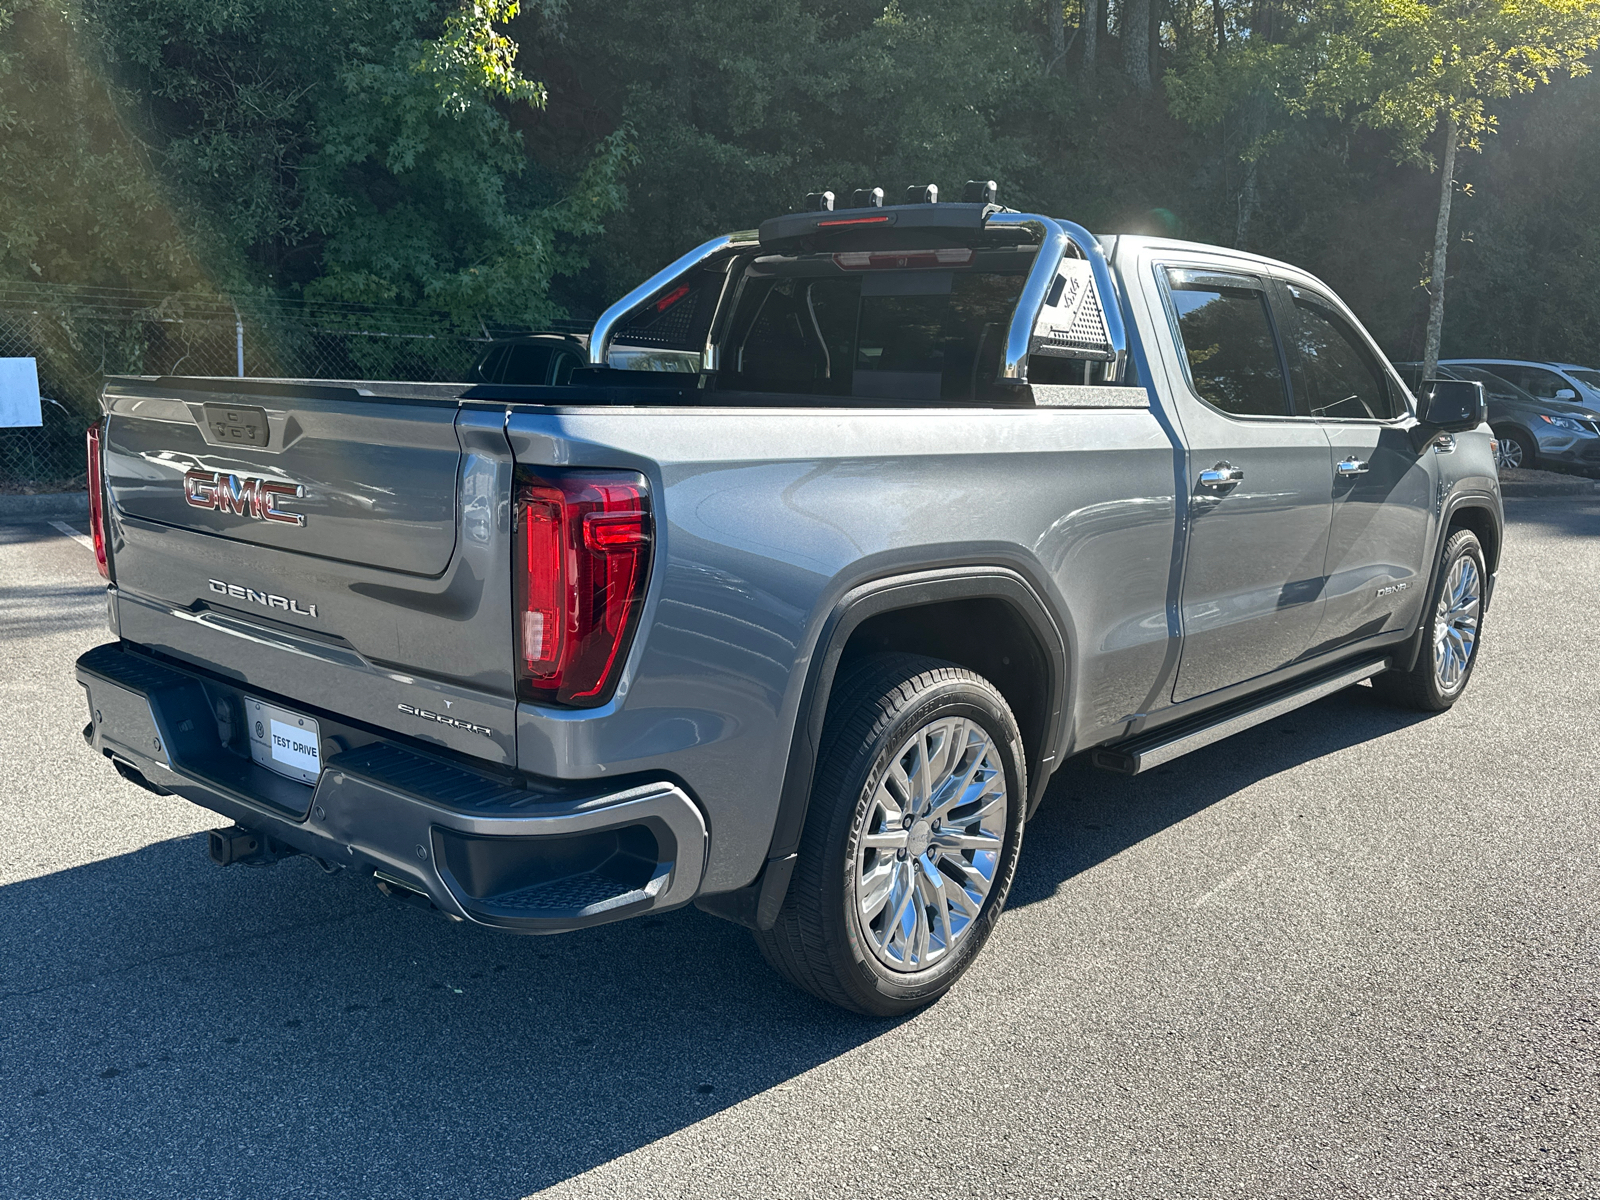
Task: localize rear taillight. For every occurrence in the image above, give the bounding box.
[514,470,652,707]
[86,423,109,578]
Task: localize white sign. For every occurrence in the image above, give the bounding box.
[269,718,322,776]
[0,358,42,428]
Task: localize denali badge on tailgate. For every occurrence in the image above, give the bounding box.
[208,578,318,618]
[184,469,306,526]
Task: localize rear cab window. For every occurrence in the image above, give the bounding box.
[718,247,1034,402]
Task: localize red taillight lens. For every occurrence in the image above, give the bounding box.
[514,470,652,707]
[86,423,110,578]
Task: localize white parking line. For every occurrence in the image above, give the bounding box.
[48,520,95,553]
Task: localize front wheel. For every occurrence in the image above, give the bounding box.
[754,654,1027,1016]
[1493,428,1535,472]
[1372,528,1487,711]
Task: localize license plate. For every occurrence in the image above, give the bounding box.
[245,698,323,784]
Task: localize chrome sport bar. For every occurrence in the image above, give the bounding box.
[589,212,1127,386]
[589,232,758,367]
[985,212,1128,384]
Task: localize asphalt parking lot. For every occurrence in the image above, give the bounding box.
[2,498,1596,1200]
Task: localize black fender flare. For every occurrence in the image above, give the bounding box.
[696,565,1068,931]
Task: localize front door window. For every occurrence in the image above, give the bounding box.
[1287,293,1402,420]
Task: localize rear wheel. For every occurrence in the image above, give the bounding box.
[754,654,1026,1016]
[1372,528,1486,711]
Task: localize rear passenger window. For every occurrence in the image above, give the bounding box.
[1166,271,1290,417]
[1489,365,1569,400]
[502,344,555,385]
[1288,290,1401,420]
[476,344,508,383]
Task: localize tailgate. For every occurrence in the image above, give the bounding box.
[100,377,518,766]
[107,379,459,574]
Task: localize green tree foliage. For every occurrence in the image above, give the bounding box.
[0,2,200,289]
[1292,0,1600,373]
[1,0,628,326]
[514,0,1046,297]
[1440,68,1600,359]
[5,0,1600,367]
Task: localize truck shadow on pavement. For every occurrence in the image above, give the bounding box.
[1,687,1430,1200]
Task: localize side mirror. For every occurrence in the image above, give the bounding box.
[1554,387,1577,400]
[1417,378,1486,433]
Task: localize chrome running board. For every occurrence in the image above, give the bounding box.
[1091,657,1391,775]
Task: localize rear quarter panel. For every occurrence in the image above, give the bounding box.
[504,402,1182,892]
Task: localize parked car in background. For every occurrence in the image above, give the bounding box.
[1396,361,1600,473]
[1442,358,1600,412]
[470,333,588,386]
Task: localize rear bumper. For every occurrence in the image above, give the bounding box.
[76,641,707,933]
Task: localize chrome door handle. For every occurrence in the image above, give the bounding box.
[1198,463,1245,489]
[1336,457,1370,476]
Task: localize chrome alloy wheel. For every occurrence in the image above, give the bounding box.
[1433,554,1482,693]
[1494,436,1523,471]
[853,716,1008,972]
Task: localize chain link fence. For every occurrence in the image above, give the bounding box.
[0,282,590,492]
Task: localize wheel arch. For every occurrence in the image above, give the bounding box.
[695,565,1070,930]
[1490,422,1537,467]
[1395,494,1502,673]
[1447,500,1501,576]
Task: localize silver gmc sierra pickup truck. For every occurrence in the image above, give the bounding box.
[76,189,1502,1015]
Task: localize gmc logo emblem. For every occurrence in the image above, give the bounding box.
[183,470,306,526]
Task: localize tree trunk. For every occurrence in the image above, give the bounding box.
[1048,0,1067,74]
[1212,0,1226,50]
[1124,0,1150,90]
[1149,0,1161,84]
[1084,0,1100,77]
[1421,115,1459,380]
[1236,156,1258,249]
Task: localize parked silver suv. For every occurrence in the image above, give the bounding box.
[1444,358,1600,413]
[1395,361,1600,472]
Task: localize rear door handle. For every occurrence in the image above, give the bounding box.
[1336,457,1370,477]
[1198,463,1245,489]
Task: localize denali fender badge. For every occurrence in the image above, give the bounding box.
[184,469,306,525]
[1376,582,1410,597]
[397,703,494,738]
[208,578,318,617]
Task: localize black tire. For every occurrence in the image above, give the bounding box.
[753,653,1027,1016]
[1371,528,1487,711]
[1493,427,1536,472]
